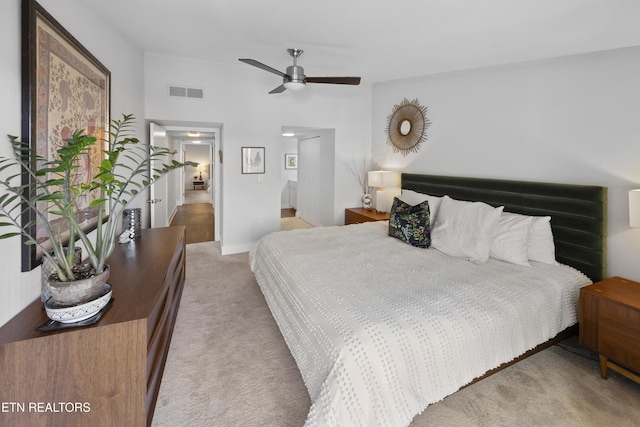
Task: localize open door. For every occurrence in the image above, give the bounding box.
[149,123,169,227]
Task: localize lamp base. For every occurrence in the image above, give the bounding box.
[374,188,401,213]
[374,189,389,213]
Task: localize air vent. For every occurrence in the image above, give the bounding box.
[168,85,204,99]
[186,88,204,99]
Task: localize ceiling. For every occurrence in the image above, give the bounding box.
[83,0,640,84]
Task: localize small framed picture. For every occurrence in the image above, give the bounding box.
[242,147,265,174]
[285,153,298,170]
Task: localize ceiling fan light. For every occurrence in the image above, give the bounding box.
[284,81,305,91]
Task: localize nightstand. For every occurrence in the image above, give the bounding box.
[345,207,389,225]
[579,276,640,385]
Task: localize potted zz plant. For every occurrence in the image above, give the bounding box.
[0,114,196,317]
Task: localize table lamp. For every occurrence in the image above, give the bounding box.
[368,170,400,212]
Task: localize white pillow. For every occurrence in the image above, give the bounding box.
[400,189,442,224]
[527,216,559,265]
[431,196,504,263]
[490,212,533,266]
[501,212,559,265]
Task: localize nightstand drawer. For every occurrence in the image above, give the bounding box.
[599,299,640,372]
[600,299,640,336]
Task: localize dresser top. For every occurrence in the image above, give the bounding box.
[581,276,640,309]
[0,226,185,345]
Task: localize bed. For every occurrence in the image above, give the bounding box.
[249,173,607,427]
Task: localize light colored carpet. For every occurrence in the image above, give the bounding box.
[152,241,640,427]
[280,217,313,231]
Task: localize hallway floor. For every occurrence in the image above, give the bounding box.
[171,191,214,244]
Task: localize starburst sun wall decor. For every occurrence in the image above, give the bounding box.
[385,98,430,157]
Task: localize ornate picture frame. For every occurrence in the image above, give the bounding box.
[21,0,111,271]
[242,147,265,174]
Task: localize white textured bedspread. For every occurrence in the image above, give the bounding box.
[249,221,591,427]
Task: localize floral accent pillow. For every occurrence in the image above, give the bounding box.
[388,197,431,248]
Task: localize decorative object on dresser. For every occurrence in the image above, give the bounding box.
[0,226,186,427]
[39,246,82,304]
[344,207,390,225]
[0,114,195,321]
[579,276,640,385]
[385,98,430,156]
[122,208,143,240]
[361,193,373,209]
[367,170,400,212]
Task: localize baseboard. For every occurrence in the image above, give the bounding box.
[221,242,255,255]
[168,206,177,225]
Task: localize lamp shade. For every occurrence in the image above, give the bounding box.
[368,170,398,188]
[630,190,640,227]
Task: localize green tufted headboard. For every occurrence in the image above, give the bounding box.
[401,173,608,282]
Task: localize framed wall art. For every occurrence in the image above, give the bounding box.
[242,147,265,174]
[284,153,297,170]
[21,0,111,271]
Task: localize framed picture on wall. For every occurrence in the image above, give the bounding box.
[21,0,111,271]
[242,147,265,174]
[284,153,297,170]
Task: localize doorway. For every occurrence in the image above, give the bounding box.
[171,140,215,244]
[280,125,335,228]
[147,119,222,244]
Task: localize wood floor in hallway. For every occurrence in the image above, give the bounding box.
[170,203,214,244]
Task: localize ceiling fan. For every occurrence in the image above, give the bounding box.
[239,49,361,94]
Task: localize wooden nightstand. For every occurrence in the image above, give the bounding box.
[345,207,389,225]
[579,276,640,385]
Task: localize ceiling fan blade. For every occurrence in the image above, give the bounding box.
[269,84,287,94]
[306,76,361,85]
[239,59,287,77]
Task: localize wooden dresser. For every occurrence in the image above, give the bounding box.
[345,207,390,225]
[0,226,186,427]
[579,276,640,385]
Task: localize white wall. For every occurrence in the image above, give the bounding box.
[0,0,145,326]
[372,46,640,282]
[144,52,372,254]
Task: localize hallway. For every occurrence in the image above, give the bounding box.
[170,191,214,244]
